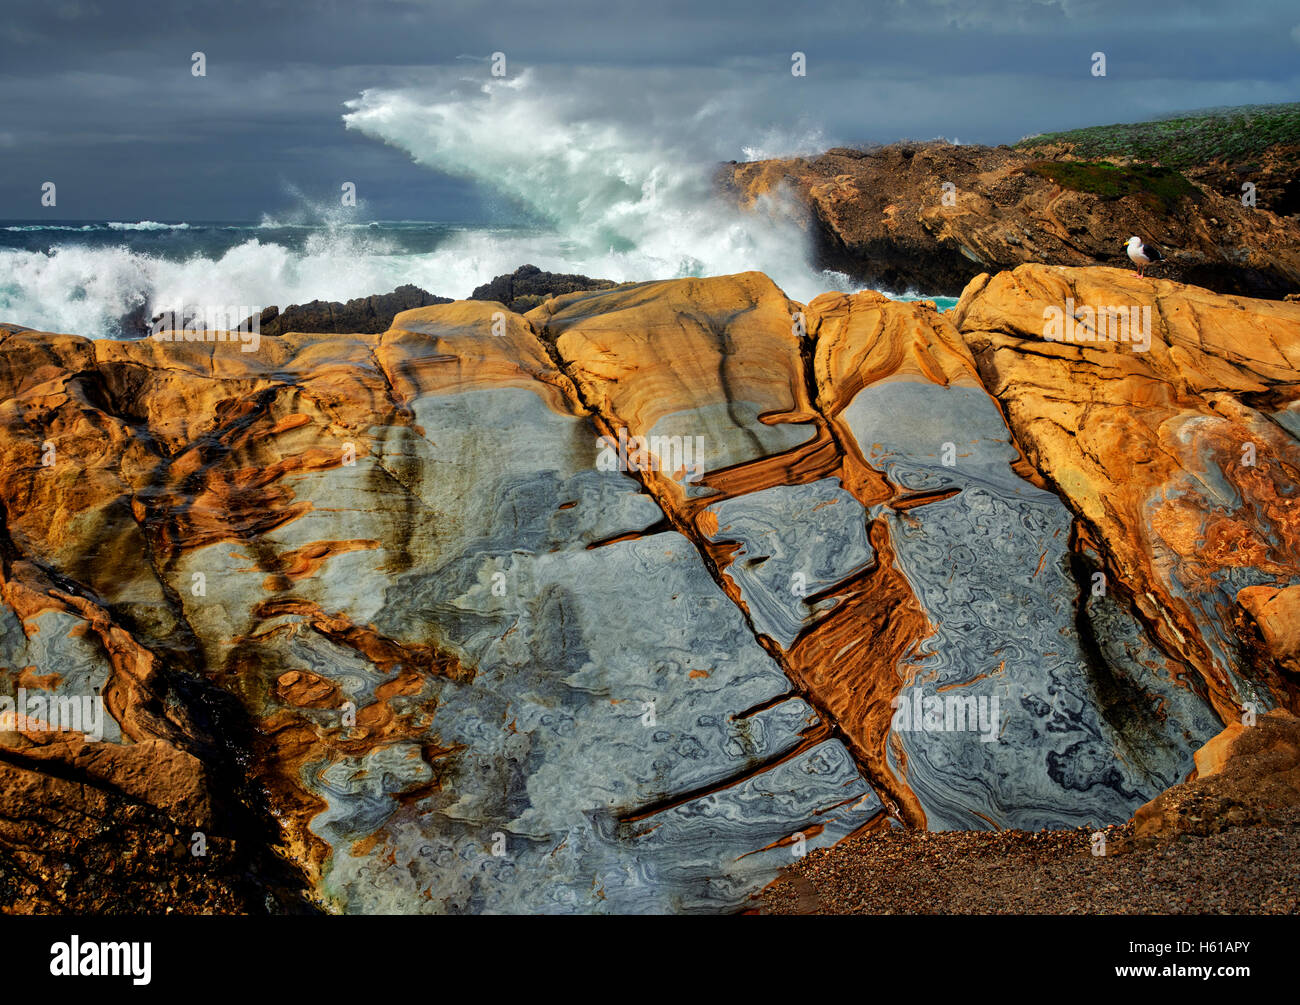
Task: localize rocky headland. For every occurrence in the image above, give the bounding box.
[720,142,1300,298]
[1,262,1298,914]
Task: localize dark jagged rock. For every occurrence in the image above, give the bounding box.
[1181,147,1300,219]
[469,264,616,311]
[120,285,451,340]
[250,284,452,337]
[114,299,151,340]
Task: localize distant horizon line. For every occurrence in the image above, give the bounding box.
[0,218,516,226]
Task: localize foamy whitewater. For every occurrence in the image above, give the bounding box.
[0,69,938,337]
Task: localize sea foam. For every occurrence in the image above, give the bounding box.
[0,69,855,336]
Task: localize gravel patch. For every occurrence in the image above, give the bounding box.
[759,808,1300,914]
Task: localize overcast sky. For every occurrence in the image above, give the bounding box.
[2,0,1298,221]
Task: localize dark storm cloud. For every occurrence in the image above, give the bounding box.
[1,0,1296,219]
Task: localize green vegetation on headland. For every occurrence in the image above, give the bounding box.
[1015,102,1300,167]
[1022,160,1201,215]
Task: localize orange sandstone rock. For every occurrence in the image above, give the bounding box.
[954,264,1300,722]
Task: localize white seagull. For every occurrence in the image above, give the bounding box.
[1125,236,1162,277]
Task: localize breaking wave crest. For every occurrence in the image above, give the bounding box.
[0,225,413,337]
[341,69,842,297]
[3,221,192,233]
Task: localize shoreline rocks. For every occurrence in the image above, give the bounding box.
[1,264,1298,914]
[469,264,616,311]
[720,142,1300,299]
[115,284,453,340]
[248,284,454,337]
[111,270,619,341]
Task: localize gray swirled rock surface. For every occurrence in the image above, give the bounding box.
[0,266,1297,913]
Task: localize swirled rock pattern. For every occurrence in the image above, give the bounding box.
[0,267,1296,913]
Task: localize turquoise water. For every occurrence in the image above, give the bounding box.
[899,294,960,311]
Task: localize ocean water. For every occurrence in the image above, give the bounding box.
[0,218,515,336]
[0,218,955,338]
[0,74,956,337]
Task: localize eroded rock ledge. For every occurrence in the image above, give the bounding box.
[1,264,1297,913]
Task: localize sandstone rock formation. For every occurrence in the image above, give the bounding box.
[721,143,1300,298]
[1,265,1297,913]
[954,265,1300,723]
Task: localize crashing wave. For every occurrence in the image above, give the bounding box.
[0,67,856,336]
